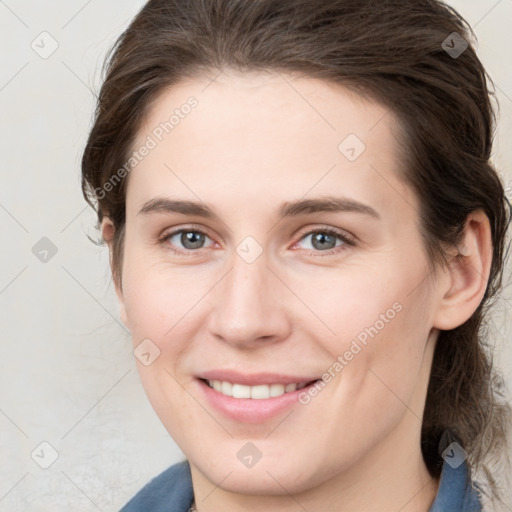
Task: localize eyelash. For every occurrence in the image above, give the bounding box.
[159,225,355,257]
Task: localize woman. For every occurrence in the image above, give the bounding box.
[81,0,511,510]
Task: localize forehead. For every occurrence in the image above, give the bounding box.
[127,69,417,221]
[138,68,396,152]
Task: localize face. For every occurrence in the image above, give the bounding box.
[114,70,441,495]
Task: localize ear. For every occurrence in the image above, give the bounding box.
[101,217,128,326]
[432,209,493,330]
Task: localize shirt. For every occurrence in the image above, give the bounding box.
[119,458,483,511]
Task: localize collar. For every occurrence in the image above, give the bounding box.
[428,458,482,511]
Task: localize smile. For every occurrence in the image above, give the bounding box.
[205,379,315,399]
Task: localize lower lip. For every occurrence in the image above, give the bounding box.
[196,378,319,423]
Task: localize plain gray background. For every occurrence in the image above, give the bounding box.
[1,1,511,510]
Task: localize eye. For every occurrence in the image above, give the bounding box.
[159,226,354,256]
[161,228,215,253]
[294,227,354,255]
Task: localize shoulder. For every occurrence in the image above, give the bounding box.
[429,459,483,512]
[119,459,194,512]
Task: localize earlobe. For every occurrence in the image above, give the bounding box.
[432,210,492,330]
[100,217,128,326]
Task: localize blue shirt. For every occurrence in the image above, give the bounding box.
[119,458,482,511]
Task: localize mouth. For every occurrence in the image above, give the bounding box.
[195,375,323,423]
[201,378,320,399]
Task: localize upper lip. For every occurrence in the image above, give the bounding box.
[198,370,320,386]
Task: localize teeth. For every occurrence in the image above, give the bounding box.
[232,383,251,398]
[206,380,312,399]
[285,383,297,392]
[270,383,285,397]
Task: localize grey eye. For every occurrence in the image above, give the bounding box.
[167,230,214,250]
[298,231,345,251]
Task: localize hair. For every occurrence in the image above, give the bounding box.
[81,0,512,505]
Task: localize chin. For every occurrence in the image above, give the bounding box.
[190,449,333,496]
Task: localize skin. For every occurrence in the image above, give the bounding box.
[102,69,492,512]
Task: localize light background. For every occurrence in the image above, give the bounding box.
[0,1,511,510]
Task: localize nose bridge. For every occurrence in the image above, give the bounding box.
[227,257,263,312]
[207,248,289,347]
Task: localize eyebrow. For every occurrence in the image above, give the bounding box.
[138,196,380,220]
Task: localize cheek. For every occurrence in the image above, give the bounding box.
[296,261,425,356]
[121,268,201,431]
[334,289,433,431]
[122,263,200,340]
[306,296,432,470]
[313,259,434,411]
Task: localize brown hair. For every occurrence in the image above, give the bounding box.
[81,0,511,504]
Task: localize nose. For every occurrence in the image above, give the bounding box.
[205,251,292,349]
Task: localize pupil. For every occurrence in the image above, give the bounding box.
[182,231,204,249]
[312,233,335,250]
